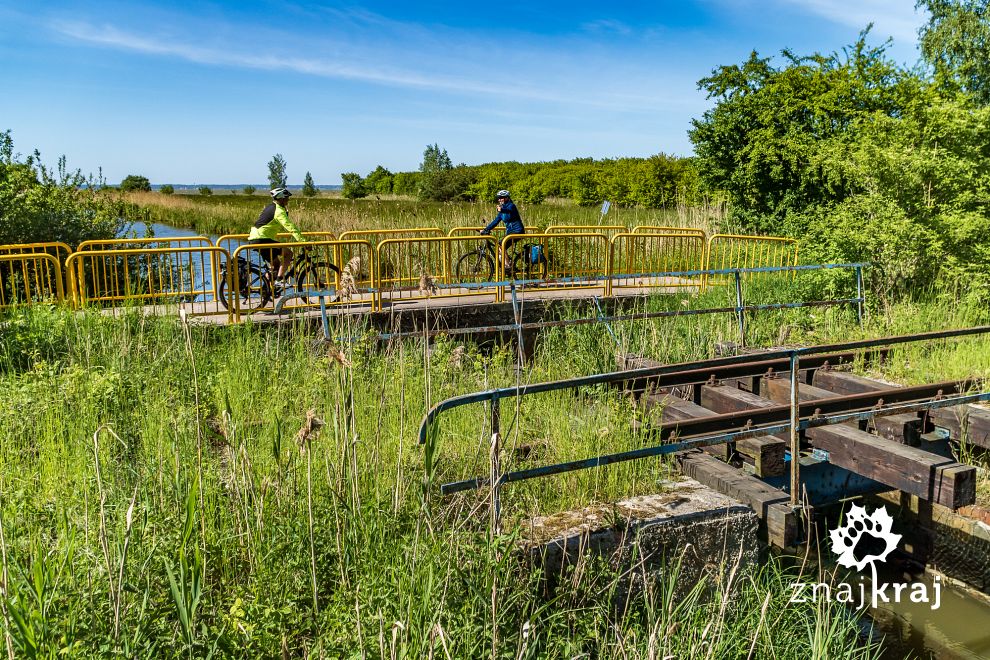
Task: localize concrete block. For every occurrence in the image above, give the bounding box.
[523,479,759,602]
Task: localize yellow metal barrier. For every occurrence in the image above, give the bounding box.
[0,242,73,294]
[546,224,627,238]
[376,235,499,307]
[339,228,444,245]
[448,226,545,239]
[77,236,213,251]
[0,253,65,308]
[608,233,708,296]
[215,232,336,257]
[705,234,799,287]
[67,246,233,319]
[0,241,72,263]
[632,225,707,240]
[230,239,376,319]
[498,232,609,296]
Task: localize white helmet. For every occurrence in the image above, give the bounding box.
[270,187,293,200]
[496,189,510,199]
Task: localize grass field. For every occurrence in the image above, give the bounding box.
[125,191,732,238]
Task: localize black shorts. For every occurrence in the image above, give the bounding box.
[248,238,282,265]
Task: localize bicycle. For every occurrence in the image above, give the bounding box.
[454,235,549,284]
[218,246,340,312]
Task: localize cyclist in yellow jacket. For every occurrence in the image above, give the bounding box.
[248,187,305,285]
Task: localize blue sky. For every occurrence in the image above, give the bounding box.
[0,1,928,185]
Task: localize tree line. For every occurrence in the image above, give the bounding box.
[340,146,706,208]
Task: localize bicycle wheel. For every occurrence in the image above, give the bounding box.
[296,261,342,302]
[218,261,271,312]
[455,250,495,282]
[512,247,549,285]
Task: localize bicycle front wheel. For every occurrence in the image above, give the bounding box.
[297,261,342,302]
[455,250,495,283]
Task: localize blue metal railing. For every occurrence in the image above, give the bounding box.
[421,325,990,510]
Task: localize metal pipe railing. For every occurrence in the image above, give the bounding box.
[421,325,990,514]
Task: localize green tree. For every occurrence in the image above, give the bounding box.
[688,34,922,233]
[120,174,152,192]
[267,154,287,189]
[340,173,367,199]
[243,185,256,196]
[364,166,394,195]
[159,184,174,195]
[302,171,318,197]
[918,0,990,105]
[198,186,213,196]
[418,143,458,201]
[392,172,420,196]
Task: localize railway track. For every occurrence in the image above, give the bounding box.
[422,328,990,548]
[621,349,983,546]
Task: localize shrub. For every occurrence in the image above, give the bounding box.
[243,185,256,196]
[340,173,367,199]
[120,175,152,192]
[198,186,213,196]
[0,130,134,247]
[159,184,174,195]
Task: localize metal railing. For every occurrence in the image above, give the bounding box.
[339,228,445,245]
[76,236,214,251]
[376,235,500,307]
[67,246,233,318]
[498,232,610,295]
[230,239,376,318]
[215,232,336,258]
[0,241,72,262]
[706,234,799,287]
[448,226,545,238]
[360,262,866,346]
[421,325,990,522]
[632,226,707,240]
[608,232,708,294]
[546,224,627,238]
[0,229,809,318]
[0,253,65,308]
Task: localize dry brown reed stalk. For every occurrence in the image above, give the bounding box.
[324,344,352,368]
[418,261,438,296]
[448,345,466,369]
[337,256,362,301]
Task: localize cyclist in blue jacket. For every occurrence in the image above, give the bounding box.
[480,190,525,271]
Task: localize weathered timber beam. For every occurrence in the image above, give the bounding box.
[699,385,786,477]
[677,450,798,547]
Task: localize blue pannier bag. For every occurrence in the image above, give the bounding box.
[530,244,544,264]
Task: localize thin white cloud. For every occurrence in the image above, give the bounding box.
[582,19,633,36]
[780,0,924,42]
[49,18,697,114]
[53,21,491,94]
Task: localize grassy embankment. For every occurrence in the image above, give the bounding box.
[0,272,905,658]
[4,195,988,656]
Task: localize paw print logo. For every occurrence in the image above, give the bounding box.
[829,504,901,572]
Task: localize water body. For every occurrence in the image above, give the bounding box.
[869,568,990,659]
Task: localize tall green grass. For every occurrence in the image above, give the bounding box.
[126,191,729,238]
[0,292,886,658]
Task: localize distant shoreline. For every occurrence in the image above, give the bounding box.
[150,184,343,191]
